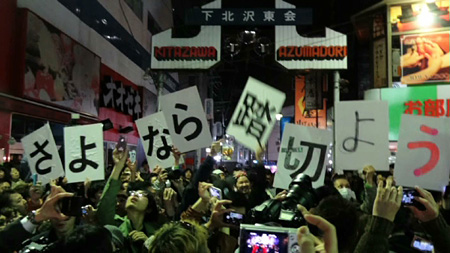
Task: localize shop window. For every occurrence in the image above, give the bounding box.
[124,0,143,20]
[11,114,66,146]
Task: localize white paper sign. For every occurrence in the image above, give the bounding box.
[64,124,104,183]
[274,123,332,189]
[395,114,450,191]
[226,77,286,151]
[136,112,175,169]
[21,124,64,185]
[160,86,212,153]
[335,101,390,172]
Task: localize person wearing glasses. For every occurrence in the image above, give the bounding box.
[96,149,162,253]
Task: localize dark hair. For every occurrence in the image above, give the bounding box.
[63,225,113,253]
[332,174,349,184]
[312,196,359,252]
[0,190,16,209]
[87,181,105,200]
[182,168,193,177]
[127,182,159,222]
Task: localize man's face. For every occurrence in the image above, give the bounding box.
[0,182,10,193]
[125,190,149,212]
[334,179,351,190]
[10,193,27,215]
[10,168,20,180]
[51,216,76,237]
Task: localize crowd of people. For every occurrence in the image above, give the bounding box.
[0,141,449,253]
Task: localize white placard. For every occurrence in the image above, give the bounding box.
[274,123,332,189]
[226,77,286,151]
[395,114,450,191]
[136,112,175,169]
[160,86,212,153]
[335,101,390,172]
[64,124,104,183]
[21,124,64,185]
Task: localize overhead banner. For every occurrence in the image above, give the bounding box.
[160,86,213,153]
[275,1,346,69]
[21,124,64,185]
[294,75,327,128]
[395,114,450,191]
[274,123,332,189]
[226,77,286,151]
[136,112,175,169]
[335,101,390,171]
[151,0,221,69]
[400,32,450,85]
[64,124,104,183]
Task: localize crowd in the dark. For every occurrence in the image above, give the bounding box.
[0,141,449,253]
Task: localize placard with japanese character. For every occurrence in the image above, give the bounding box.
[64,124,104,183]
[226,77,286,151]
[335,101,390,172]
[136,112,175,169]
[395,114,450,191]
[160,86,212,153]
[274,123,332,189]
[21,124,64,185]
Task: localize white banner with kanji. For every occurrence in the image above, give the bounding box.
[64,124,104,183]
[160,86,212,153]
[395,114,450,191]
[274,123,332,189]
[21,124,64,185]
[226,77,286,151]
[136,112,175,169]
[335,100,390,172]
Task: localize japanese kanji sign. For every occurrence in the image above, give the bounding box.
[274,123,332,189]
[226,77,286,151]
[185,8,312,25]
[160,86,212,153]
[64,124,104,183]
[395,114,450,191]
[136,112,175,169]
[100,76,142,119]
[21,124,64,185]
[335,101,390,172]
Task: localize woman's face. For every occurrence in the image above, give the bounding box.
[10,168,20,180]
[125,190,149,212]
[185,170,192,180]
[0,170,5,179]
[236,176,251,195]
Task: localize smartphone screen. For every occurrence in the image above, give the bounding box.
[411,236,434,252]
[209,187,222,200]
[116,136,127,152]
[223,211,244,225]
[60,196,84,217]
[402,189,416,205]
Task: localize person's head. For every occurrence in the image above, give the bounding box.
[311,196,359,252]
[120,167,131,182]
[235,172,251,195]
[333,175,351,190]
[116,190,128,217]
[265,170,274,187]
[10,167,20,181]
[148,220,209,253]
[63,224,113,253]
[142,161,149,173]
[0,181,10,193]
[51,216,77,237]
[183,168,193,180]
[0,167,5,180]
[126,183,158,222]
[87,182,105,207]
[0,190,28,215]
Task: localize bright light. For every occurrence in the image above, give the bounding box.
[417,9,436,28]
[276,114,283,121]
[213,155,222,162]
[206,148,211,153]
[2,156,5,161]
[328,160,333,164]
[426,0,436,3]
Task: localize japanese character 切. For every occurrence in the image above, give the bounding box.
[281,137,327,181]
[342,111,375,152]
[172,103,202,141]
[243,11,255,22]
[222,11,234,22]
[29,140,53,175]
[263,11,275,22]
[408,125,440,177]
[284,10,296,22]
[404,100,423,115]
[424,99,445,117]
[202,10,213,21]
[69,136,99,173]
